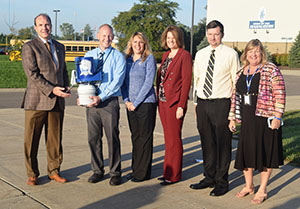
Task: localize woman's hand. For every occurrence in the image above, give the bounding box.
[228,120,236,132]
[176,107,184,119]
[271,117,281,130]
[125,102,135,111]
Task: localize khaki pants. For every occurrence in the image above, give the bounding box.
[24,105,64,177]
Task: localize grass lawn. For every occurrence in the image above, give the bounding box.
[0,54,299,166]
[0,55,75,88]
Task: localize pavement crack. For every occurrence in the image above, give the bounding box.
[0,177,50,209]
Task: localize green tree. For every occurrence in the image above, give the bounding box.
[83,24,94,41]
[18,26,36,40]
[289,31,300,67]
[60,23,75,40]
[196,36,209,51]
[193,18,206,55]
[178,23,191,52]
[112,0,179,52]
[0,33,7,43]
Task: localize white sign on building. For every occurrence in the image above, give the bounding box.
[206,0,299,53]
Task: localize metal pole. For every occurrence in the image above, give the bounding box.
[190,0,195,56]
[53,9,60,37]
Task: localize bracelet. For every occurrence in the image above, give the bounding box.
[274,116,281,121]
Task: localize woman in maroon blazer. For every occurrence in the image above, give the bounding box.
[156,25,193,185]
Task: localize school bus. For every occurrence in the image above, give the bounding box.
[9,39,116,62]
[60,40,98,62]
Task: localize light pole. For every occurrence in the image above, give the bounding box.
[281,37,292,54]
[190,0,195,56]
[53,9,60,37]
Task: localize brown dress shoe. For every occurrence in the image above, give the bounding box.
[27,177,37,185]
[49,174,67,183]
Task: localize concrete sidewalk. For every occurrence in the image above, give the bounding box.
[0,100,300,209]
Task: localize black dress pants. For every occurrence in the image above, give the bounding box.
[127,103,156,180]
[196,98,232,187]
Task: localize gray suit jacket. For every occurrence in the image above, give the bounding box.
[21,37,69,111]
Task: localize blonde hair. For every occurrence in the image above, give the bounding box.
[161,25,185,49]
[241,39,267,66]
[125,32,152,63]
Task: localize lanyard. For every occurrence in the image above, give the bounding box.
[246,65,260,93]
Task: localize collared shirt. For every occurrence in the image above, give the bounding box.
[38,36,58,67]
[193,44,240,100]
[121,54,157,107]
[85,46,126,101]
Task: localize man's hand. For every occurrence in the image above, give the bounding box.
[86,96,101,108]
[53,86,71,98]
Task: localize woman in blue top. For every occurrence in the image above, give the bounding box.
[121,32,157,182]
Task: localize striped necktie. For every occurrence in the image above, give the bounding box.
[96,52,104,72]
[203,49,215,98]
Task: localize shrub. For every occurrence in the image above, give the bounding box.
[152,51,166,64]
[289,31,300,67]
[271,53,289,66]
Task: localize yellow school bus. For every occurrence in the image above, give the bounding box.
[61,40,99,62]
[9,39,116,62]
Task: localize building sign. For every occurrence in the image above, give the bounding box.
[249,20,275,29]
[249,7,275,29]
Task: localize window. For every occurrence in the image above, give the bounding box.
[79,46,84,51]
[85,47,90,51]
[72,46,78,51]
[91,47,96,50]
[66,46,71,51]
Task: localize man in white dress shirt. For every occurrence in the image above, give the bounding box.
[190,20,240,196]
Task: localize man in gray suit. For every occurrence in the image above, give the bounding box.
[22,13,70,185]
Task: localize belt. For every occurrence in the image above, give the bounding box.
[197,97,230,103]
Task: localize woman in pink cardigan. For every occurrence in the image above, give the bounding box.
[228,39,286,204]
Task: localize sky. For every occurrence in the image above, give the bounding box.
[0,0,207,36]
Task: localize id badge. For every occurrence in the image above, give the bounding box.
[243,94,251,105]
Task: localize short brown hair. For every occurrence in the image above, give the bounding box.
[161,25,185,49]
[34,13,52,26]
[125,32,152,63]
[241,39,267,66]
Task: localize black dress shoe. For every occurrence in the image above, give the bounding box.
[126,173,133,180]
[160,180,177,186]
[157,177,165,181]
[88,173,104,183]
[190,179,215,190]
[210,186,228,196]
[131,177,144,182]
[109,176,122,186]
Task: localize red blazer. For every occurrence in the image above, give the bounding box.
[156,48,192,109]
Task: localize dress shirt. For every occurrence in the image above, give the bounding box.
[85,46,126,101]
[121,54,156,107]
[193,44,240,99]
[38,36,58,67]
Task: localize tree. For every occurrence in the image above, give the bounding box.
[192,18,206,55]
[289,31,300,67]
[196,36,209,51]
[82,24,94,41]
[18,26,36,40]
[60,23,75,40]
[112,0,179,52]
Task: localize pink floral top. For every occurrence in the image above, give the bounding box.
[228,62,286,122]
